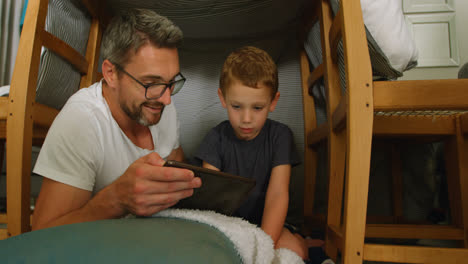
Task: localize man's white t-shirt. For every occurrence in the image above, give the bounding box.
[33,81,180,194]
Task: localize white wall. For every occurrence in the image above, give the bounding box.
[400,0,467,80]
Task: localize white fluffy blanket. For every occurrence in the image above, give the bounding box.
[154,209,304,264]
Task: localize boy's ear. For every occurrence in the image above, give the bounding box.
[102,59,118,86]
[269,92,280,112]
[218,88,227,108]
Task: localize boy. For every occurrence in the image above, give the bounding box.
[195,46,309,259]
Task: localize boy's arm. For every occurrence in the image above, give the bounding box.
[261,164,291,245]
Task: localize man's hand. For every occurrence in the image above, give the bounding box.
[33,152,200,231]
[112,152,201,216]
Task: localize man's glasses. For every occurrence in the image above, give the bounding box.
[114,63,186,100]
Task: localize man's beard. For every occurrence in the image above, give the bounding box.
[121,101,165,126]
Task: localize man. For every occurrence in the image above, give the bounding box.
[32,9,201,230]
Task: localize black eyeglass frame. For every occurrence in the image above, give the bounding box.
[114,63,186,100]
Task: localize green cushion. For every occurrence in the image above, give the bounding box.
[1,218,242,264]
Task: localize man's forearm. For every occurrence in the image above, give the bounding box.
[33,183,125,231]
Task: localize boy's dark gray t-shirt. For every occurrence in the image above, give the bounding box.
[195,118,300,225]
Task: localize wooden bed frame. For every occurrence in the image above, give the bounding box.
[3,1,468,263]
[299,0,468,263]
[0,0,103,239]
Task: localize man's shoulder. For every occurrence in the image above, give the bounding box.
[62,82,107,116]
[52,81,110,131]
[68,81,101,102]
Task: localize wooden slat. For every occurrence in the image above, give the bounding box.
[320,0,346,260]
[329,106,456,136]
[0,97,8,119]
[0,213,32,225]
[32,103,59,128]
[332,95,346,132]
[374,79,468,111]
[300,48,319,227]
[80,17,103,88]
[0,122,50,141]
[0,228,7,240]
[41,30,88,75]
[1,99,59,128]
[461,113,468,133]
[373,114,456,135]
[454,117,468,246]
[365,224,465,240]
[32,125,50,139]
[340,0,375,261]
[7,0,48,237]
[442,126,464,240]
[328,8,342,63]
[364,244,468,264]
[307,122,328,147]
[0,213,6,224]
[307,63,324,95]
[327,224,343,252]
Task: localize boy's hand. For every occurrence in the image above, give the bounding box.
[112,152,201,216]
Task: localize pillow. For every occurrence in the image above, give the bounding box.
[1,218,241,264]
[360,0,419,73]
[320,0,419,80]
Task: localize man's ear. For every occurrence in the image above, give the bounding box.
[269,92,280,112]
[218,88,227,108]
[102,59,118,86]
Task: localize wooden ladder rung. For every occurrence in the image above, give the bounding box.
[308,122,329,148]
[308,63,324,93]
[364,243,468,263]
[365,224,465,240]
[327,224,343,251]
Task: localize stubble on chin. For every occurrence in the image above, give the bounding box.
[126,103,165,127]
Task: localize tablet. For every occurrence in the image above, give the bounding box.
[164,160,256,216]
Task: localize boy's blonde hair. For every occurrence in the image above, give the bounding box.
[220,46,278,99]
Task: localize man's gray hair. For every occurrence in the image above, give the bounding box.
[101,9,183,67]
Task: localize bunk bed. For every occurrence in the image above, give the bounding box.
[299,0,468,263]
[1,0,468,263]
